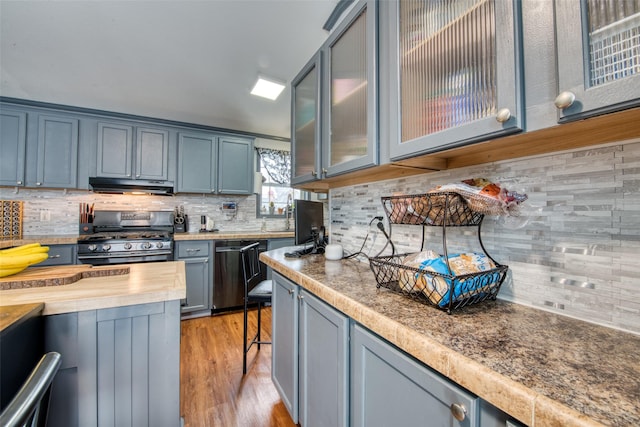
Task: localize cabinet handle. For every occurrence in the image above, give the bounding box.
[450,403,467,421]
[135,174,141,178]
[495,108,511,123]
[126,174,132,177]
[297,295,304,301]
[322,168,328,177]
[287,288,295,296]
[555,91,576,109]
[186,248,201,253]
[16,181,22,185]
[36,182,42,186]
[312,170,318,177]
[48,254,61,259]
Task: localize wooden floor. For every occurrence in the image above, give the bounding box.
[180,307,296,427]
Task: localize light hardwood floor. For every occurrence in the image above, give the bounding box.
[180,308,296,427]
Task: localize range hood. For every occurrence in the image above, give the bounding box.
[89,177,174,195]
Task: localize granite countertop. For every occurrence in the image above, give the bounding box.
[260,247,640,427]
[0,261,186,315]
[173,230,294,241]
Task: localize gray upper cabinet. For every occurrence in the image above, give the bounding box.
[31,114,79,188]
[0,109,27,186]
[96,122,169,180]
[384,0,524,160]
[177,132,217,193]
[177,132,253,194]
[555,0,640,121]
[217,136,253,194]
[291,52,323,186]
[322,0,378,177]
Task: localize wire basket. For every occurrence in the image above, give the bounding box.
[369,253,508,313]
[382,192,484,226]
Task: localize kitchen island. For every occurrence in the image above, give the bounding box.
[261,248,640,427]
[0,261,186,427]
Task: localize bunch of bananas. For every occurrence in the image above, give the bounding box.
[0,243,50,278]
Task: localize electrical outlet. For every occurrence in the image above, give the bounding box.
[40,210,51,222]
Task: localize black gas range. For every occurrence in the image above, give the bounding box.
[77,210,175,265]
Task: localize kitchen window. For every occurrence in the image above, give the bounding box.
[256,148,305,217]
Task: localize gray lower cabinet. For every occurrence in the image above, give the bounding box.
[351,323,479,427]
[44,300,181,427]
[272,273,521,427]
[0,109,27,186]
[175,240,212,316]
[271,273,349,427]
[272,273,299,422]
[298,288,349,427]
[36,244,76,266]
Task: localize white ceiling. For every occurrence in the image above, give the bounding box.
[0,0,339,139]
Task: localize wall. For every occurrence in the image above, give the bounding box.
[330,138,640,335]
[0,190,294,235]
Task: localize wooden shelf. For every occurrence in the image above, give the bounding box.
[294,107,640,192]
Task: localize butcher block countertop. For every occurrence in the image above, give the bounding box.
[261,248,640,427]
[0,302,44,333]
[0,261,186,315]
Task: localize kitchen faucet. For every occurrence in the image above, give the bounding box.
[285,193,292,231]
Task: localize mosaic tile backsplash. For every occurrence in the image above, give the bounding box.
[330,139,640,334]
[0,190,294,236]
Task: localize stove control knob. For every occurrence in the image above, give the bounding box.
[124,243,132,250]
[142,242,152,250]
[156,242,164,249]
[102,244,111,252]
[88,244,98,252]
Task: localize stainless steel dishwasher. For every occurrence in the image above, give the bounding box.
[213,240,268,313]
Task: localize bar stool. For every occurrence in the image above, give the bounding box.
[0,352,61,427]
[240,242,272,374]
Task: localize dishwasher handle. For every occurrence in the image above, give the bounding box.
[215,247,244,253]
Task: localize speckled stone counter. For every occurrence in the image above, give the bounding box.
[173,230,294,241]
[261,248,640,427]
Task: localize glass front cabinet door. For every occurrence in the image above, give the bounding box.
[385,0,524,160]
[322,0,378,178]
[291,52,322,186]
[555,0,640,121]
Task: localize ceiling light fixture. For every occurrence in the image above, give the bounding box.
[250,76,286,100]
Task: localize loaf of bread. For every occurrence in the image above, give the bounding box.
[399,251,497,306]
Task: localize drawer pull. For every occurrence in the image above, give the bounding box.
[186,248,201,253]
[287,288,294,296]
[450,403,466,421]
[49,254,61,259]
